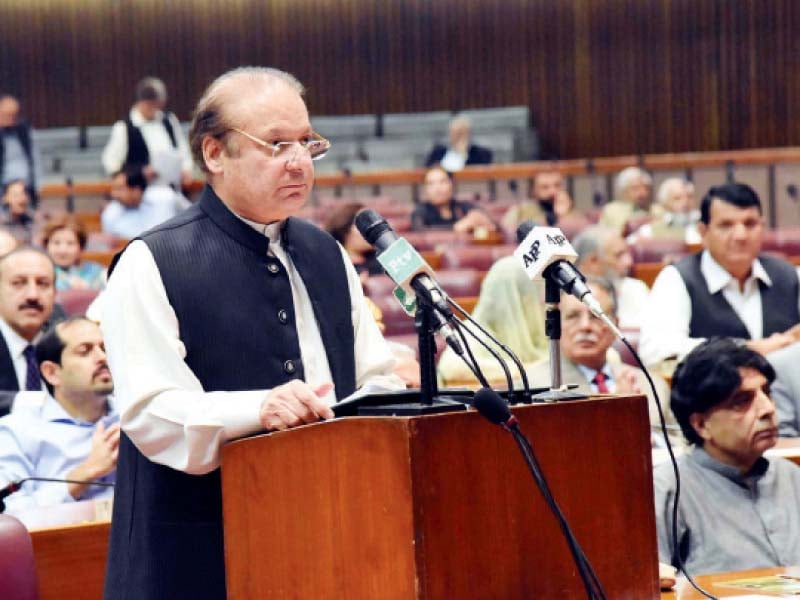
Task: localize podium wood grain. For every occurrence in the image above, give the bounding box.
[221,395,660,599]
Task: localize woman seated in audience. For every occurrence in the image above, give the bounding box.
[437,255,548,386]
[411,165,497,234]
[42,214,106,290]
[323,202,383,276]
[0,180,35,244]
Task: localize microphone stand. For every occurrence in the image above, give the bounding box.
[532,278,586,403]
[358,300,467,416]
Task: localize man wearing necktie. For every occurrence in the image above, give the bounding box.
[528,277,676,444]
[0,247,56,415]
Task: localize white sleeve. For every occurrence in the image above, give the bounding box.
[101,241,265,475]
[169,113,194,173]
[101,121,128,175]
[340,246,405,392]
[638,265,703,365]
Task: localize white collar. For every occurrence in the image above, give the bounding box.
[700,250,771,294]
[235,214,283,246]
[0,317,35,359]
[129,107,165,127]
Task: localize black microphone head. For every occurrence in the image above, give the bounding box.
[516,220,536,243]
[473,387,512,425]
[355,209,392,247]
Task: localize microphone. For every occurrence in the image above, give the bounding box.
[0,476,115,512]
[513,221,622,338]
[473,387,517,429]
[355,209,463,354]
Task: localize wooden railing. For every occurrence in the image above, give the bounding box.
[39,146,800,200]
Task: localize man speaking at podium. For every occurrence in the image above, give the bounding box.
[100,67,403,600]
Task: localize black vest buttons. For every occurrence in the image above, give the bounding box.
[283,360,296,374]
[267,262,280,274]
[277,309,289,324]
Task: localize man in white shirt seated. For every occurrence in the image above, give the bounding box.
[639,182,800,367]
[572,225,650,328]
[101,166,190,239]
[628,178,701,244]
[0,317,117,512]
[101,76,193,189]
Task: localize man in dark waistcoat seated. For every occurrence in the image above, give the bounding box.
[639,182,800,366]
[100,66,405,600]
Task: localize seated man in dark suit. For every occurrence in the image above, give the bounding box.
[0,247,56,416]
[654,338,800,574]
[425,115,492,171]
[527,277,676,446]
[640,182,800,366]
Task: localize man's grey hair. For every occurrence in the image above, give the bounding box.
[613,166,652,201]
[135,77,168,103]
[449,114,472,131]
[188,67,305,174]
[657,177,690,206]
[0,245,55,281]
[584,276,618,316]
[573,225,618,267]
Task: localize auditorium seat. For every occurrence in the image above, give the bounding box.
[629,238,687,263]
[372,295,417,336]
[403,230,464,251]
[439,245,516,270]
[762,228,800,257]
[0,514,39,600]
[623,214,652,237]
[56,288,101,316]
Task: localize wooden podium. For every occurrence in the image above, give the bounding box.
[221,394,660,599]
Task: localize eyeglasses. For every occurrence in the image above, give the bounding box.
[229,128,330,161]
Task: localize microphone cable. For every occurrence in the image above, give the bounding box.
[0,476,115,513]
[620,338,717,600]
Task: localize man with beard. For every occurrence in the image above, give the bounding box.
[0,247,56,416]
[572,225,650,328]
[0,317,118,512]
[654,338,800,574]
[501,168,567,235]
[526,278,675,445]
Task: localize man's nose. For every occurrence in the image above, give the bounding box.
[756,390,776,418]
[23,281,40,298]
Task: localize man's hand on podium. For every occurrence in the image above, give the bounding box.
[259,380,334,431]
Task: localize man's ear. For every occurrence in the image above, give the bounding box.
[39,360,60,390]
[697,221,708,241]
[688,412,711,442]
[202,136,226,175]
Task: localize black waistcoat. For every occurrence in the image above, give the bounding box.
[675,252,800,339]
[104,186,356,600]
[123,112,177,169]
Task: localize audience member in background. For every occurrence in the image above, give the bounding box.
[102,77,193,189]
[437,255,548,386]
[411,165,497,234]
[0,247,56,416]
[500,169,587,236]
[573,225,649,328]
[42,214,106,291]
[0,93,41,206]
[640,183,800,366]
[102,166,190,239]
[0,227,18,257]
[654,338,800,574]
[628,178,700,244]
[526,278,676,446]
[425,115,492,171]
[324,202,383,276]
[0,180,34,243]
[0,317,117,513]
[766,342,800,437]
[599,166,653,233]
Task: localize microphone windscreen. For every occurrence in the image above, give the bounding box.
[473,387,512,425]
[516,220,536,243]
[355,209,391,247]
